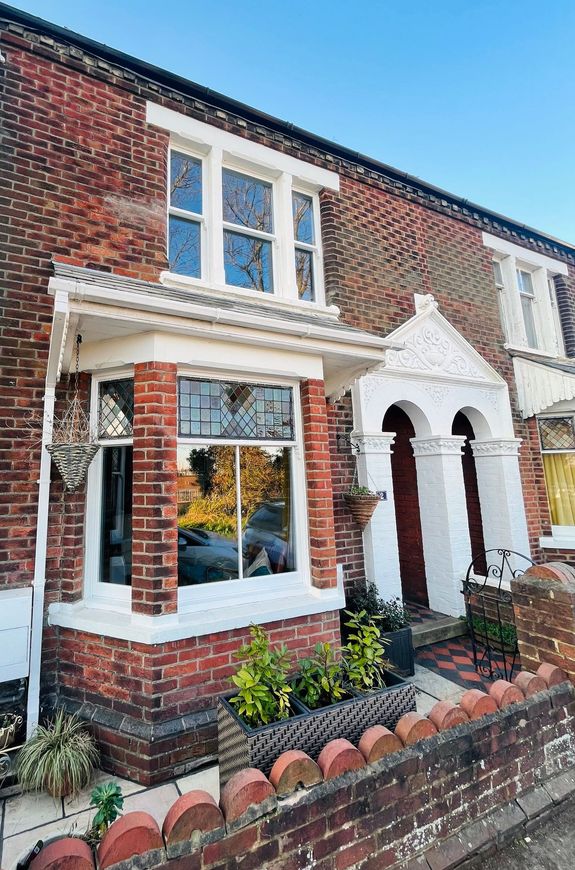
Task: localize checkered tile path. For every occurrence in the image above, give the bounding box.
[415,635,520,692]
[406,601,447,625]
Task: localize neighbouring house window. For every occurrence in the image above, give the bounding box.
[222,170,274,293]
[168,150,203,278]
[97,378,134,585]
[292,191,316,301]
[485,233,567,356]
[539,416,575,527]
[516,268,538,349]
[176,377,296,586]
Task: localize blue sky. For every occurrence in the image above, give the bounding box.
[10,0,575,243]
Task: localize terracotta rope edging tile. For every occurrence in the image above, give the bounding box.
[269,749,323,796]
[317,738,366,779]
[394,711,438,745]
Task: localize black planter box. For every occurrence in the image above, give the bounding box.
[384,626,415,677]
[217,669,416,787]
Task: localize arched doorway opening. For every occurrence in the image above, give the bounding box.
[452,411,486,573]
[383,404,428,606]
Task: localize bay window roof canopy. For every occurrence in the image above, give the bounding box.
[47,261,400,401]
[511,348,575,418]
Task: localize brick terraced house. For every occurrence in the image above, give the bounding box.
[2,4,575,784]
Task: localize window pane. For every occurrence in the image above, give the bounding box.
[542,452,575,525]
[521,294,538,348]
[295,248,314,301]
[241,446,295,576]
[100,446,132,584]
[178,379,294,440]
[292,192,314,244]
[99,378,134,439]
[169,215,201,278]
[222,169,273,232]
[517,269,534,296]
[170,151,202,214]
[539,418,575,450]
[177,444,240,585]
[223,229,273,292]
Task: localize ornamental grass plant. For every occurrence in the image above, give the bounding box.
[16,709,98,798]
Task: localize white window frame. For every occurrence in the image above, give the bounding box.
[292,186,324,302]
[84,368,134,611]
[167,146,206,282]
[483,232,568,358]
[176,368,311,615]
[149,103,339,310]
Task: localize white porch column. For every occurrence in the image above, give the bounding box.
[352,431,402,601]
[471,439,530,559]
[411,436,470,617]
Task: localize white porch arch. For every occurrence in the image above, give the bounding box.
[351,295,530,616]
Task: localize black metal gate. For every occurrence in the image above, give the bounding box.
[462,549,534,682]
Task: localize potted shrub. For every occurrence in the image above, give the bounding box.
[218,619,416,788]
[0,713,23,751]
[345,583,415,676]
[16,709,98,798]
[343,486,380,528]
[292,642,350,711]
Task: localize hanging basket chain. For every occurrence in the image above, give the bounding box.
[46,334,100,492]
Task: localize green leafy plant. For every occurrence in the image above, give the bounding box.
[377,598,411,632]
[16,709,98,797]
[229,625,293,728]
[293,642,347,709]
[471,616,517,647]
[346,583,411,632]
[348,485,376,496]
[342,610,390,693]
[87,782,124,842]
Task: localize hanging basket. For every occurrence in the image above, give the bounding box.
[343,492,380,529]
[46,442,100,492]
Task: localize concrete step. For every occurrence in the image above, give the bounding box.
[411,616,468,648]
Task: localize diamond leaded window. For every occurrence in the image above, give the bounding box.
[178,378,294,440]
[98,379,134,439]
[538,417,575,451]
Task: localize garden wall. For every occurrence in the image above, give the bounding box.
[28,674,575,870]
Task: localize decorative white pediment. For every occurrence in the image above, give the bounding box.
[384,296,505,386]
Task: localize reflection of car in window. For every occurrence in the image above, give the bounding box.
[243,500,290,575]
[177,527,238,585]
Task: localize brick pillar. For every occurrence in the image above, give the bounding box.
[132,362,178,615]
[301,379,337,589]
[512,567,575,682]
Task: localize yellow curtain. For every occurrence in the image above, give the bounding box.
[543,453,575,526]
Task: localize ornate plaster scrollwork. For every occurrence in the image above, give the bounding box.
[422,383,448,406]
[386,326,485,380]
[410,437,466,456]
[471,439,522,457]
[352,432,395,454]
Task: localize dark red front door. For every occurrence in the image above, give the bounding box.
[383,405,428,607]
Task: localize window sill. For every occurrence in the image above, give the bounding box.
[159,271,340,319]
[47,583,345,644]
[540,535,575,551]
[505,343,556,360]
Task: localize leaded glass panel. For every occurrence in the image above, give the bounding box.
[99,379,134,439]
[178,379,294,440]
[539,417,575,451]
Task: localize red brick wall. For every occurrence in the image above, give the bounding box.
[58,610,341,783]
[132,362,178,615]
[301,380,338,590]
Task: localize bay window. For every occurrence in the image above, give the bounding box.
[539,416,575,531]
[169,150,203,278]
[222,169,275,293]
[177,377,298,589]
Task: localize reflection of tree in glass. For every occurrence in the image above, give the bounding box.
[295,249,313,300]
[169,217,200,275]
[224,234,271,292]
[179,446,286,534]
[171,153,201,212]
[223,171,272,232]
